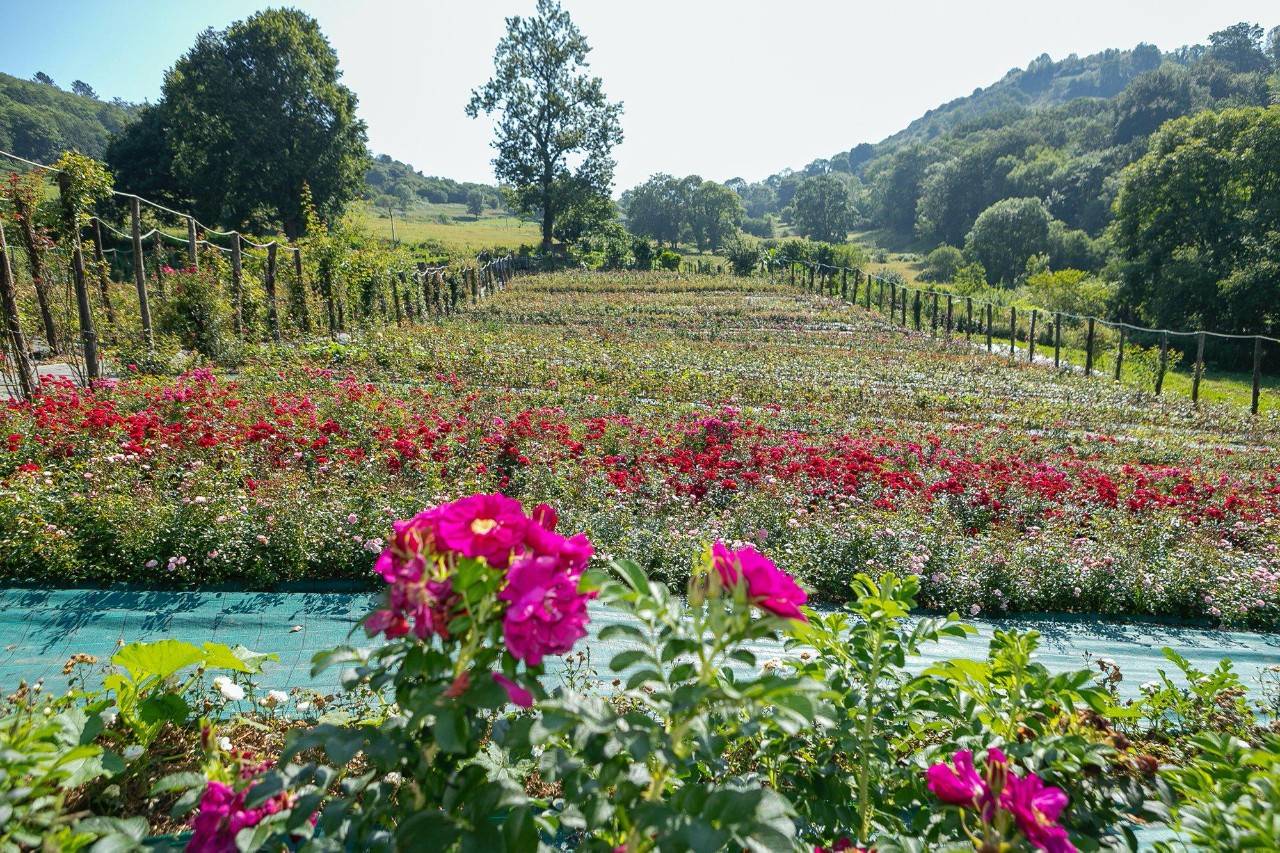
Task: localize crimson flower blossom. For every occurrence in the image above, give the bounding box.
[492,672,534,708]
[711,542,808,620]
[1003,773,1076,853]
[188,780,289,852]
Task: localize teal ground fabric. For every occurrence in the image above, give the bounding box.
[2,588,1277,704]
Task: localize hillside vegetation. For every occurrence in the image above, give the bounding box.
[0,71,137,161]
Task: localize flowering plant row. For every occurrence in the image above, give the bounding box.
[3,493,1278,850]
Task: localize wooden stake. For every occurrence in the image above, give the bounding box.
[1085,318,1095,376]
[1251,336,1262,415]
[0,219,37,398]
[1028,310,1037,363]
[1191,331,1205,405]
[265,243,280,342]
[230,234,243,339]
[186,217,199,270]
[129,198,153,349]
[1155,332,1168,395]
[56,173,98,379]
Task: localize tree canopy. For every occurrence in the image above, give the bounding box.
[107,8,368,237]
[466,0,623,250]
[789,174,855,243]
[1112,105,1280,333]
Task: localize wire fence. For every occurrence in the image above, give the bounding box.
[767,256,1277,416]
[0,149,515,400]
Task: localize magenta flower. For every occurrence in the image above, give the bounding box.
[437,493,528,568]
[499,552,595,665]
[926,749,985,807]
[711,542,808,621]
[187,780,281,852]
[492,672,534,708]
[374,508,441,584]
[1003,773,1076,853]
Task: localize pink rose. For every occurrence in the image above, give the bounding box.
[437,493,527,568]
[711,542,808,621]
[492,672,534,708]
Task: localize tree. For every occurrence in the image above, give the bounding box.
[552,191,616,245]
[1268,26,1280,70]
[789,174,854,243]
[107,9,368,237]
[1111,106,1280,333]
[70,80,96,99]
[622,173,684,245]
[687,181,743,250]
[466,189,485,218]
[31,72,54,87]
[467,0,623,251]
[964,197,1051,285]
[1207,22,1269,74]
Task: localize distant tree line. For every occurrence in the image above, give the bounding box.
[364,155,506,214]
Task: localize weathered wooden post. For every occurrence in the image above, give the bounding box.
[966,297,973,341]
[1008,306,1016,357]
[878,279,884,311]
[265,242,281,342]
[1113,327,1125,381]
[841,269,847,299]
[1191,331,1205,404]
[186,217,199,271]
[90,219,116,325]
[293,248,310,333]
[55,172,99,380]
[1053,313,1062,368]
[152,232,166,298]
[1155,332,1168,395]
[946,295,954,337]
[865,276,872,309]
[1084,318,1095,376]
[930,292,938,336]
[986,303,993,352]
[12,193,57,352]
[913,290,922,331]
[1251,337,1262,415]
[129,198,153,349]
[1028,310,1037,363]
[0,219,37,399]
[230,234,244,339]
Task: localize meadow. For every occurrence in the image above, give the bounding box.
[353,200,542,251]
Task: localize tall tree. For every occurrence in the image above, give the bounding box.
[964,196,1052,286]
[467,0,623,251]
[107,9,367,237]
[790,174,855,243]
[688,181,743,251]
[70,80,96,99]
[622,173,684,245]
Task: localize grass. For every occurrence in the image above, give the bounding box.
[354,201,542,252]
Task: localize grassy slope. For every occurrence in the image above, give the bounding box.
[353,201,541,252]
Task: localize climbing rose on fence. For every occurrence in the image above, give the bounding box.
[712,542,808,620]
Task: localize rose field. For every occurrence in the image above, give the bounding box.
[3,271,1277,627]
[4,269,1280,852]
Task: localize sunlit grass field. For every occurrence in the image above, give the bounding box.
[354,201,542,251]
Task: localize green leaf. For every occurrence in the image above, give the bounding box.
[151,771,207,796]
[112,639,204,682]
[138,693,190,726]
[433,707,469,755]
[609,649,649,672]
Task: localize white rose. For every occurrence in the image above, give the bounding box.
[123,744,145,761]
[213,676,245,701]
[218,736,233,751]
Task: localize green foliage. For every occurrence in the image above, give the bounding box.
[921,244,964,282]
[154,265,233,358]
[363,153,503,212]
[656,248,681,270]
[0,71,137,163]
[789,174,855,243]
[965,197,1052,285]
[50,150,113,232]
[1154,734,1280,850]
[1025,268,1115,316]
[1111,104,1280,333]
[107,8,368,237]
[722,233,761,276]
[466,0,623,249]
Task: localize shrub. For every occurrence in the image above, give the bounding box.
[656,249,681,270]
[922,244,964,282]
[153,266,232,358]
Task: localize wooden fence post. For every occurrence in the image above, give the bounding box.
[1190,332,1205,404]
[129,198,153,348]
[55,172,99,380]
[865,276,872,309]
[12,194,57,353]
[965,298,973,341]
[293,248,310,333]
[985,303,993,352]
[186,217,199,271]
[900,287,907,325]
[1053,313,1062,368]
[1114,327,1125,381]
[878,279,884,310]
[1155,332,1168,395]
[930,293,938,336]
[90,219,116,326]
[1008,306,1016,357]
[265,243,281,342]
[0,219,37,399]
[1028,310,1037,363]
[1251,337,1262,415]
[1084,318,1095,376]
[946,295,954,337]
[152,232,166,298]
[841,269,847,299]
[230,234,244,339]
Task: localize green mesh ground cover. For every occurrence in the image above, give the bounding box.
[2,588,1277,705]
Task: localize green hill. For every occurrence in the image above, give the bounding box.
[0,71,139,162]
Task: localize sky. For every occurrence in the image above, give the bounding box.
[2,1,1277,191]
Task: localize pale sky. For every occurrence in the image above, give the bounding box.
[3,1,1276,190]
